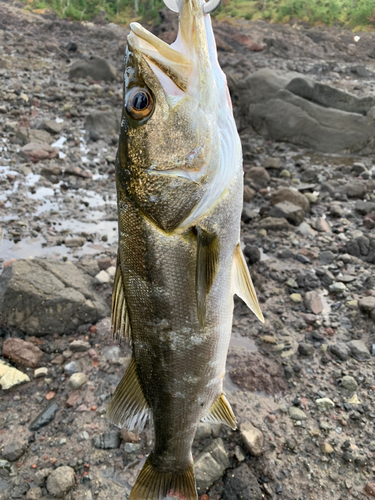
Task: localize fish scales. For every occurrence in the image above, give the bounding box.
[108,0,263,498]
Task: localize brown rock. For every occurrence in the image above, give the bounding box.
[2,338,44,368]
[66,391,82,408]
[245,167,270,190]
[243,185,256,203]
[231,34,265,52]
[241,421,264,456]
[270,187,310,212]
[19,142,58,163]
[365,483,375,497]
[304,291,323,314]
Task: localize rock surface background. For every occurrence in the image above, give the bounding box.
[1,2,375,500]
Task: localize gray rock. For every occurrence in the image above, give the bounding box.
[34,469,50,487]
[241,203,258,223]
[203,438,230,469]
[319,251,336,265]
[69,340,90,352]
[330,342,351,361]
[103,345,121,361]
[288,407,307,420]
[270,187,310,212]
[46,466,75,497]
[26,487,43,500]
[222,464,263,500]
[240,421,264,456]
[244,167,270,190]
[329,282,347,293]
[355,200,375,215]
[269,201,305,226]
[69,57,117,81]
[341,376,358,392]
[286,76,375,115]
[298,343,314,357]
[296,221,316,237]
[194,438,229,492]
[316,398,335,411]
[258,217,291,231]
[2,442,26,462]
[263,157,281,169]
[304,290,323,314]
[358,296,375,318]
[64,361,78,376]
[249,89,375,154]
[37,119,64,135]
[351,162,368,175]
[85,110,120,138]
[69,372,87,389]
[29,403,60,431]
[347,340,371,361]
[343,181,368,199]
[243,244,261,265]
[330,202,343,218]
[0,259,108,336]
[93,431,121,449]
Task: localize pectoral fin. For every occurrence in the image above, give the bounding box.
[111,257,131,342]
[233,243,264,323]
[196,227,220,327]
[202,393,237,430]
[107,357,149,433]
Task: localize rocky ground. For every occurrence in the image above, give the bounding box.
[1,2,375,499]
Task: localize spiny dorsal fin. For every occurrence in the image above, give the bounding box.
[111,259,131,342]
[130,454,197,500]
[233,243,264,323]
[196,227,220,327]
[107,357,149,433]
[202,393,237,430]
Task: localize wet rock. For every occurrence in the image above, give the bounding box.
[69,57,117,81]
[194,438,229,491]
[2,442,26,462]
[19,142,58,163]
[0,360,30,390]
[85,110,120,138]
[316,398,335,411]
[64,361,78,376]
[29,403,60,431]
[341,376,358,391]
[270,187,310,212]
[46,466,75,497]
[330,342,351,361]
[298,343,314,357]
[288,407,307,420]
[244,167,270,190]
[240,421,264,456]
[93,431,121,449]
[69,372,87,389]
[304,290,323,314]
[222,463,263,500]
[2,338,44,368]
[258,217,291,231]
[269,201,305,225]
[0,259,108,336]
[347,340,371,361]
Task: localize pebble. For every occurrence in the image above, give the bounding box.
[365,483,375,497]
[0,360,30,390]
[194,438,229,491]
[2,442,26,462]
[320,442,334,454]
[330,342,351,361]
[93,431,121,449]
[64,361,78,376]
[46,466,75,497]
[29,402,60,431]
[2,338,44,368]
[341,375,358,391]
[240,421,264,456]
[69,372,87,389]
[26,487,43,500]
[95,270,111,284]
[34,367,48,378]
[288,407,307,421]
[304,290,323,314]
[329,282,347,293]
[70,339,90,352]
[298,343,314,357]
[347,340,371,361]
[290,293,302,303]
[316,398,335,411]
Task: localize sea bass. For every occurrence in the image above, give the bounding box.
[107,1,264,498]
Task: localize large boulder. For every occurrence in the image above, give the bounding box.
[69,57,117,82]
[0,259,109,336]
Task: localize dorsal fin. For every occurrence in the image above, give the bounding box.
[233,243,264,323]
[196,227,220,327]
[111,256,131,342]
[107,357,149,433]
[202,393,237,430]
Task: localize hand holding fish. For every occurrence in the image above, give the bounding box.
[108,1,264,498]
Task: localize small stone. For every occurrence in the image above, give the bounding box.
[2,338,45,368]
[261,335,277,344]
[358,296,375,315]
[316,398,335,412]
[70,340,90,352]
[20,142,58,163]
[194,438,229,491]
[280,169,291,178]
[304,192,318,203]
[34,367,48,378]
[298,343,314,357]
[365,483,375,497]
[26,487,43,500]
[269,201,305,225]
[0,361,30,390]
[93,431,121,449]
[245,167,270,190]
[65,237,85,248]
[240,421,264,456]
[69,372,87,389]
[296,221,316,237]
[243,244,260,264]
[243,185,256,203]
[347,340,371,361]
[64,361,78,376]
[319,251,336,265]
[195,422,213,441]
[234,445,246,462]
[124,442,142,454]
[2,442,26,462]
[95,270,110,284]
[29,403,60,431]
[288,407,307,421]
[330,342,351,361]
[304,290,323,314]
[66,391,82,408]
[262,157,281,169]
[341,376,358,392]
[320,443,334,454]
[46,466,75,497]
[270,187,310,212]
[329,282,347,293]
[290,293,302,303]
[34,469,50,487]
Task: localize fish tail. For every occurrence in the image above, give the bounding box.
[130,454,197,500]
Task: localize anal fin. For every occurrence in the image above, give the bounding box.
[107,357,149,433]
[196,227,220,327]
[130,454,197,500]
[202,393,237,430]
[233,243,264,323]
[111,255,131,342]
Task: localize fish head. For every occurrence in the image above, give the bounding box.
[118,0,241,232]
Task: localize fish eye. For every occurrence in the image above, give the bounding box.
[126,87,154,121]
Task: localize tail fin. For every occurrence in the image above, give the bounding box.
[130,455,197,500]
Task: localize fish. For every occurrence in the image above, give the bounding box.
[107,1,264,499]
